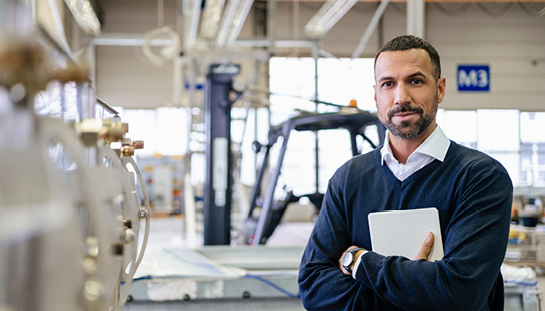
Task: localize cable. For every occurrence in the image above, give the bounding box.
[517,1,545,18]
[121,276,153,284]
[476,2,514,18]
[432,2,472,17]
[242,275,300,298]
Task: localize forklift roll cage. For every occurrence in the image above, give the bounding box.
[244,109,386,245]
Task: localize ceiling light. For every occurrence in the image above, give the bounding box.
[216,0,254,48]
[304,0,358,39]
[201,0,226,39]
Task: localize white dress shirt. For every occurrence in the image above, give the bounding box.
[380,125,450,181]
[352,125,451,278]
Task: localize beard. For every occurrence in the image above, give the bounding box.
[380,93,438,140]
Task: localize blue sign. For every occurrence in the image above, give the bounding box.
[457,65,490,92]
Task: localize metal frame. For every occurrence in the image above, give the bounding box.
[249,110,386,245]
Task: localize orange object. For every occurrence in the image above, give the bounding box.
[349,99,358,108]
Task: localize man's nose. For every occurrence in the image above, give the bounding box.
[394,84,411,105]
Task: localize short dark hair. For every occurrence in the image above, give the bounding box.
[374,35,441,81]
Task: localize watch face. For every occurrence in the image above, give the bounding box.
[342,251,353,267]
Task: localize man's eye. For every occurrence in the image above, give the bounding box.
[382,81,393,87]
[411,79,423,85]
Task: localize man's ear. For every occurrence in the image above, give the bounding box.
[437,77,446,104]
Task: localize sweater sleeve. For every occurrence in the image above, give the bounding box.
[354,160,513,311]
[298,159,397,310]
[298,171,369,310]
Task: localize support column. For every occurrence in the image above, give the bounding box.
[407,0,425,38]
[203,63,240,245]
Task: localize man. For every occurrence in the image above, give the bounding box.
[298,35,512,311]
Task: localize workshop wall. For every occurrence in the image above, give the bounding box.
[95,1,545,111]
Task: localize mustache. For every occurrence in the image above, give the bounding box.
[387,105,424,119]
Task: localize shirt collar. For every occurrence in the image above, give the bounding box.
[380,125,450,165]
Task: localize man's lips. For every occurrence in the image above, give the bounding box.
[392,112,418,119]
[394,112,416,117]
[387,106,423,119]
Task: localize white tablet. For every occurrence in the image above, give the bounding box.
[368,208,444,261]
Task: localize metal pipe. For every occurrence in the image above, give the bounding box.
[267,0,276,55]
[313,41,320,194]
[235,39,314,48]
[351,0,389,59]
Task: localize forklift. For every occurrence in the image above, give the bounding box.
[241,107,386,245]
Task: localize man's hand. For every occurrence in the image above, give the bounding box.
[339,232,434,276]
[414,232,434,260]
[339,246,367,276]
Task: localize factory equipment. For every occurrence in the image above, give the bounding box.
[203,63,242,245]
[242,109,386,245]
[0,3,150,310]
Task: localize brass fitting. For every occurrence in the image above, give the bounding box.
[120,145,134,156]
[122,219,132,229]
[130,140,144,149]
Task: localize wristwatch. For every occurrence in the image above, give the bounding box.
[342,247,365,274]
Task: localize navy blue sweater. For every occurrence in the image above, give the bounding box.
[299,141,513,311]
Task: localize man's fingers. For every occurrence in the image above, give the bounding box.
[414,232,434,261]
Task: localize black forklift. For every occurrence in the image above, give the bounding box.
[241,107,386,245]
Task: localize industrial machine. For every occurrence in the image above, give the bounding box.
[0,2,151,310]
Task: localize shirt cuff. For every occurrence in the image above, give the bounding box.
[352,250,369,279]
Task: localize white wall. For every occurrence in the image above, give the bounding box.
[95,1,545,111]
[426,4,545,111]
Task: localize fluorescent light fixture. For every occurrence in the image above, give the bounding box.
[201,0,226,39]
[64,0,101,35]
[216,0,254,48]
[304,0,358,39]
[183,0,203,48]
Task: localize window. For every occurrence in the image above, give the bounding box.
[520,112,545,186]
[268,57,545,190]
[269,57,376,196]
[118,107,188,156]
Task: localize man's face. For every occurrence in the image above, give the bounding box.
[374,49,446,140]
